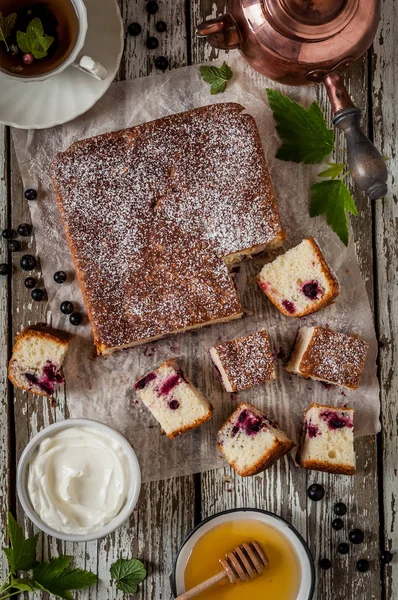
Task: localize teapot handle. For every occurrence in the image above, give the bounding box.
[197,14,241,50]
[324,71,388,201]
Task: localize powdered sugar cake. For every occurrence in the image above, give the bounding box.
[51,103,285,355]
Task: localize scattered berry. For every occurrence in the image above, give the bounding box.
[146,36,159,49]
[24,277,36,289]
[23,53,33,65]
[307,483,325,501]
[20,254,36,271]
[128,22,142,36]
[349,529,364,544]
[338,542,349,555]
[17,223,32,237]
[155,55,168,70]
[31,288,45,301]
[381,550,393,564]
[60,301,74,315]
[319,558,332,570]
[334,502,347,516]
[0,263,8,276]
[155,20,167,32]
[356,559,369,573]
[2,229,14,239]
[8,240,21,252]
[69,312,82,326]
[332,518,344,531]
[54,271,67,284]
[146,0,159,14]
[24,189,37,201]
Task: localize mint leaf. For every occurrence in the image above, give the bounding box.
[110,558,146,594]
[17,17,54,59]
[0,11,17,51]
[266,89,334,164]
[2,513,38,575]
[33,557,97,600]
[200,62,233,95]
[310,179,358,246]
[318,162,345,179]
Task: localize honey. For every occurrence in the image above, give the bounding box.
[184,519,301,600]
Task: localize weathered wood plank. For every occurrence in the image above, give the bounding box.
[193,2,381,599]
[0,126,11,583]
[372,1,398,598]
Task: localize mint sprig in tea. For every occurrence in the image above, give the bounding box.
[0,0,79,77]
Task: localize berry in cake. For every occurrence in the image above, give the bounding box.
[134,359,213,439]
[257,238,340,317]
[217,403,295,477]
[298,403,355,475]
[286,326,369,389]
[209,329,275,392]
[8,325,72,397]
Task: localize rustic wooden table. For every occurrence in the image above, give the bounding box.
[0,1,397,598]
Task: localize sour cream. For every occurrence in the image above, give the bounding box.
[27,426,131,534]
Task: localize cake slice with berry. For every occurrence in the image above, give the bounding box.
[285,326,368,389]
[209,329,275,392]
[257,238,340,317]
[217,403,295,476]
[298,403,355,475]
[134,359,213,439]
[8,325,72,397]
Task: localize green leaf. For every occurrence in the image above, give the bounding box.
[33,557,97,600]
[200,61,233,95]
[0,11,17,51]
[2,513,39,575]
[266,88,335,164]
[318,162,345,179]
[310,179,358,246]
[17,16,54,59]
[9,577,39,594]
[110,558,146,594]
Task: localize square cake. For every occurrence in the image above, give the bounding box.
[8,325,72,397]
[298,403,355,475]
[257,238,340,317]
[134,359,213,439]
[209,329,275,392]
[286,326,368,389]
[51,103,285,355]
[217,403,295,476]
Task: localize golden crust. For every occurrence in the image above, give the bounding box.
[219,437,295,477]
[167,404,213,439]
[298,458,355,476]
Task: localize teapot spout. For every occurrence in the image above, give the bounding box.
[197,14,241,50]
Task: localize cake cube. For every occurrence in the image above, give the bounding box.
[286,326,368,390]
[209,330,275,392]
[298,403,355,475]
[217,403,295,476]
[8,325,72,397]
[257,238,340,317]
[134,359,213,439]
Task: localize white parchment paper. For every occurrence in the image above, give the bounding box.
[12,54,380,482]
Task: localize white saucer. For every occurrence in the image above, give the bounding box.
[0,0,124,129]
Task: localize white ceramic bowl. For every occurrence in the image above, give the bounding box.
[172,508,315,599]
[17,418,141,542]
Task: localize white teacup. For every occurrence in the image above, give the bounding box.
[0,0,107,82]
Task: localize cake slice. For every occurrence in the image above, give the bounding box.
[134,359,213,439]
[298,403,355,475]
[209,329,275,392]
[217,403,295,476]
[8,325,72,397]
[286,326,368,390]
[257,238,340,317]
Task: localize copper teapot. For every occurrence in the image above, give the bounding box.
[198,0,388,200]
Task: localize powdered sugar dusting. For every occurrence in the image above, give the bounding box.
[300,327,369,389]
[52,104,284,353]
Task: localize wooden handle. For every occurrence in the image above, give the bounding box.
[175,570,227,600]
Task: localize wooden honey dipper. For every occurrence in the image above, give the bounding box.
[175,540,268,600]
